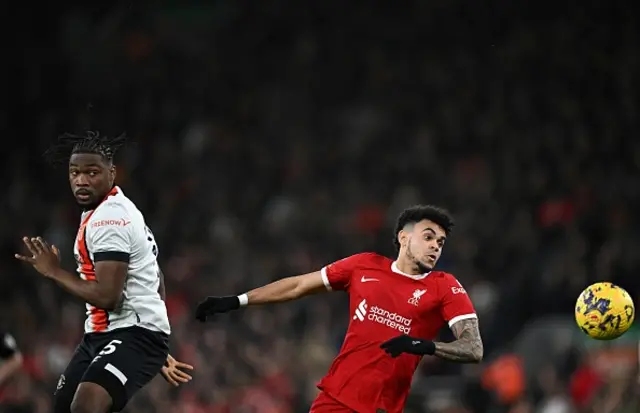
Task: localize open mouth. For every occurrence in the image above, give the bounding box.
[75,190,92,201]
[427,254,437,261]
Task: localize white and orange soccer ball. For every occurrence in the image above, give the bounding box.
[575,282,635,340]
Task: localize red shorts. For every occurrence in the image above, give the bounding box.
[309,391,356,413]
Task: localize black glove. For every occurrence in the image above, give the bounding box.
[380,335,436,358]
[195,296,241,322]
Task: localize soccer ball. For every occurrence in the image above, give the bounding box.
[575,282,635,340]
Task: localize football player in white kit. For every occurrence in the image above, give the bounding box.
[16,132,193,413]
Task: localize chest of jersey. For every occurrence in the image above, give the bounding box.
[348,268,444,338]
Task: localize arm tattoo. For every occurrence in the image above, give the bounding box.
[434,318,483,363]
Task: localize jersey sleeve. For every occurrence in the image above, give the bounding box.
[88,202,134,263]
[440,274,477,328]
[0,332,18,359]
[320,253,373,291]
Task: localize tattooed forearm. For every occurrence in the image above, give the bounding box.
[434,318,483,363]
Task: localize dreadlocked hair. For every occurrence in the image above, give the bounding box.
[44,130,127,166]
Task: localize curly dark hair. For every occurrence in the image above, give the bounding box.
[44,130,127,166]
[392,205,455,252]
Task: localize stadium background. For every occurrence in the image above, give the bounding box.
[1,1,638,412]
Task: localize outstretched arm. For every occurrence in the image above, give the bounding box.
[434,318,483,363]
[243,271,328,305]
[196,253,368,322]
[195,271,329,321]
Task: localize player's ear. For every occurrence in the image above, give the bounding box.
[109,165,116,185]
[398,229,409,248]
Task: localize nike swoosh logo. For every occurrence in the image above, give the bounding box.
[361,276,379,283]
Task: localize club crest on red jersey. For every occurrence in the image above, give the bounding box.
[408,289,426,306]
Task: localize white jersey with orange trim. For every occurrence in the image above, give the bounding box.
[73,186,171,335]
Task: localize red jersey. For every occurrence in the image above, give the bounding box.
[316,253,477,413]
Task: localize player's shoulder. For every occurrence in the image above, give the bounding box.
[428,271,469,295]
[350,252,393,268]
[97,187,141,215]
[90,188,141,226]
[429,271,462,284]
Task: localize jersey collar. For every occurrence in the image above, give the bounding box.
[391,261,431,280]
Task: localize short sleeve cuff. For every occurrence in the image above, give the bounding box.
[448,313,477,328]
[320,267,332,291]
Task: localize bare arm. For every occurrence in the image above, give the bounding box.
[50,261,127,311]
[434,318,484,363]
[196,270,333,321]
[245,271,328,305]
[15,237,126,311]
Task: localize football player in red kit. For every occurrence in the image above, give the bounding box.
[196,205,483,413]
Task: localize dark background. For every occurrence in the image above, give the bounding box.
[0,1,638,412]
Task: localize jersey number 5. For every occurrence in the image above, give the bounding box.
[98,339,122,356]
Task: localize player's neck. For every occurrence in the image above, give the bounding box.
[394,257,425,276]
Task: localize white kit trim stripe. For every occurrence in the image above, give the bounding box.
[320,267,332,291]
[448,313,477,328]
[105,363,128,385]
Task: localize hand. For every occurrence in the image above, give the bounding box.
[195,296,240,322]
[160,355,194,387]
[15,237,61,278]
[380,335,436,358]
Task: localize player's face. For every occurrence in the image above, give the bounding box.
[69,153,115,207]
[403,220,447,272]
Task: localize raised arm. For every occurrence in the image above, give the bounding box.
[16,236,126,311]
[51,260,127,311]
[53,204,132,310]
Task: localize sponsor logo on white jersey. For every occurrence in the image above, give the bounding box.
[91,218,131,228]
[352,299,412,334]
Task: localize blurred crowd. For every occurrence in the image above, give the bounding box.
[1,2,639,412]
